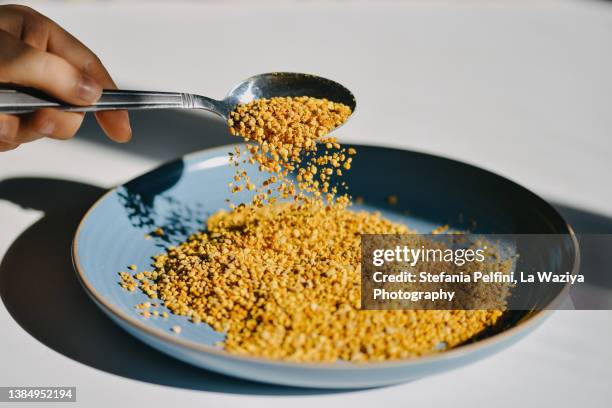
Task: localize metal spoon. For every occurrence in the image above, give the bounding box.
[0,72,356,124]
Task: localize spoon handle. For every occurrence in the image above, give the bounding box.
[0,87,201,114]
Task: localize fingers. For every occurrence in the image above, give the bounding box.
[34,11,133,141]
[94,110,132,143]
[0,110,84,145]
[33,11,133,142]
[0,141,19,152]
[25,108,85,140]
[0,29,102,105]
[0,6,102,76]
[0,5,109,85]
[0,5,132,143]
[0,114,19,144]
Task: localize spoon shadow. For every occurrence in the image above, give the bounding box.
[78,108,234,161]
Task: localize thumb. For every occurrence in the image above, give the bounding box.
[0,29,102,105]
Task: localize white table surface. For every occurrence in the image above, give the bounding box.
[1,1,611,406]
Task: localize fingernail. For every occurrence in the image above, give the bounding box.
[77,74,102,103]
[39,120,55,136]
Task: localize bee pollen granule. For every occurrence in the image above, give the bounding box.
[147,201,503,362]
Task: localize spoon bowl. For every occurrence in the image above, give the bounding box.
[222,72,356,117]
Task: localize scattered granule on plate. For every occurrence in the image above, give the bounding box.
[143,200,505,362]
[118,272,137,292]
[227,96,353,206]
[171,325,182,334]
[431,224,450,235]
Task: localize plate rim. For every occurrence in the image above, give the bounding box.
[72,143,580,370]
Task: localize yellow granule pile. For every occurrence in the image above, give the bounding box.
[149,201,504,362]
[120,95,507,363]
[226,96,353,206]
[228,96,351,159]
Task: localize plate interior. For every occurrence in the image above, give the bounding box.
[74,144,572,354]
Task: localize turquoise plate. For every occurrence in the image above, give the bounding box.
[72,144,578,389]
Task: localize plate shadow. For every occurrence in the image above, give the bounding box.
[0,177,353,396]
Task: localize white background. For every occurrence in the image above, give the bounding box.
[0,1,611,407]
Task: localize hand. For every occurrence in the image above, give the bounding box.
[0,4,131,152]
